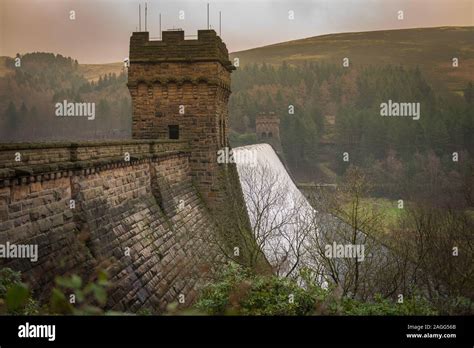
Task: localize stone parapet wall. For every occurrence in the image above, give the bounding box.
[0,140,188,167]
[0,140,189,185]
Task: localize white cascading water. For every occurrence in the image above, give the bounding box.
[233,143,318,278]
[234,143,388,290]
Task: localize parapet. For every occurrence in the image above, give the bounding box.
[0,140,189,186]
[129,30,235,71]
[256,112,280,125]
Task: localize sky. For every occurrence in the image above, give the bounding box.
[0,0,473,63]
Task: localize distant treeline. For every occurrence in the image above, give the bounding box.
[229,62,473,207]
[1,53,131,141]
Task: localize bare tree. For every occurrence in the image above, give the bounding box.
[304,166,406,300]
[237,162,314,277]
[391,205,474,313]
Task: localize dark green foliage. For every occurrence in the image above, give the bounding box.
[335,294,437,316]
[4,101,17,131]
[50,271,110,315]
[6,283,30,312]
[195,263,437,316]
[1,52,131,141]
[0,267,22,298]
[11,53,88,93]
[0,268,39,315]
[0,268,115,315]
[229,61,473,203]
[195,263,320,315]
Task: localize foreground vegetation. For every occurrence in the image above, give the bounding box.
[0,264,442,316]
[0,267,113,315]
[195,263,439,316]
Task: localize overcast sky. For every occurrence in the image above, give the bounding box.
[0,0,472,63]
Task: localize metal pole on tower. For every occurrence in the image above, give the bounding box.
[159,13,162,39]
[145,3,147,31]
[139,4,141,31]
[207,3,209,29]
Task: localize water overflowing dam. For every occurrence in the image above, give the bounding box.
[233,143,317,277]
[233,143,390,288]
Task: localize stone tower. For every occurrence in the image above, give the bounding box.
[256,112,282,152]
[127,29,235,206]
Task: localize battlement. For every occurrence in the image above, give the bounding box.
[129,30,235,72]
[256,112,280,136]
[256,112,281,126]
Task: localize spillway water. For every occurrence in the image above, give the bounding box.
[234,143,394,300]
[233,143,318,278]
[234,143,390,291]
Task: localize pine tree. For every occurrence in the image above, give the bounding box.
[464,81,473,105]
[5,101,17,131]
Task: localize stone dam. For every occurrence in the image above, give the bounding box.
[0,29,255,312]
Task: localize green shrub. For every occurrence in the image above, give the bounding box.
[195,263,439,316]
[50,271,110,315]
[0,268,22,298]
[335,294,437,315]
[195,263,324,315]
[0,268,39,315]
[0,267,113,315]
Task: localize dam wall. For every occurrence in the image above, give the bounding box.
[0,140,224,311]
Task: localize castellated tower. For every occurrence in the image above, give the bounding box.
[256,111,282,152]
[127,29,235,206]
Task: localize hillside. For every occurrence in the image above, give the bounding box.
[0,57,123,82]
[2,27,472,90]
[230,26,474,93]
[79,62,124,82]
[227,27,474,186]
[0,57,13,77]
[0,53,131,141]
